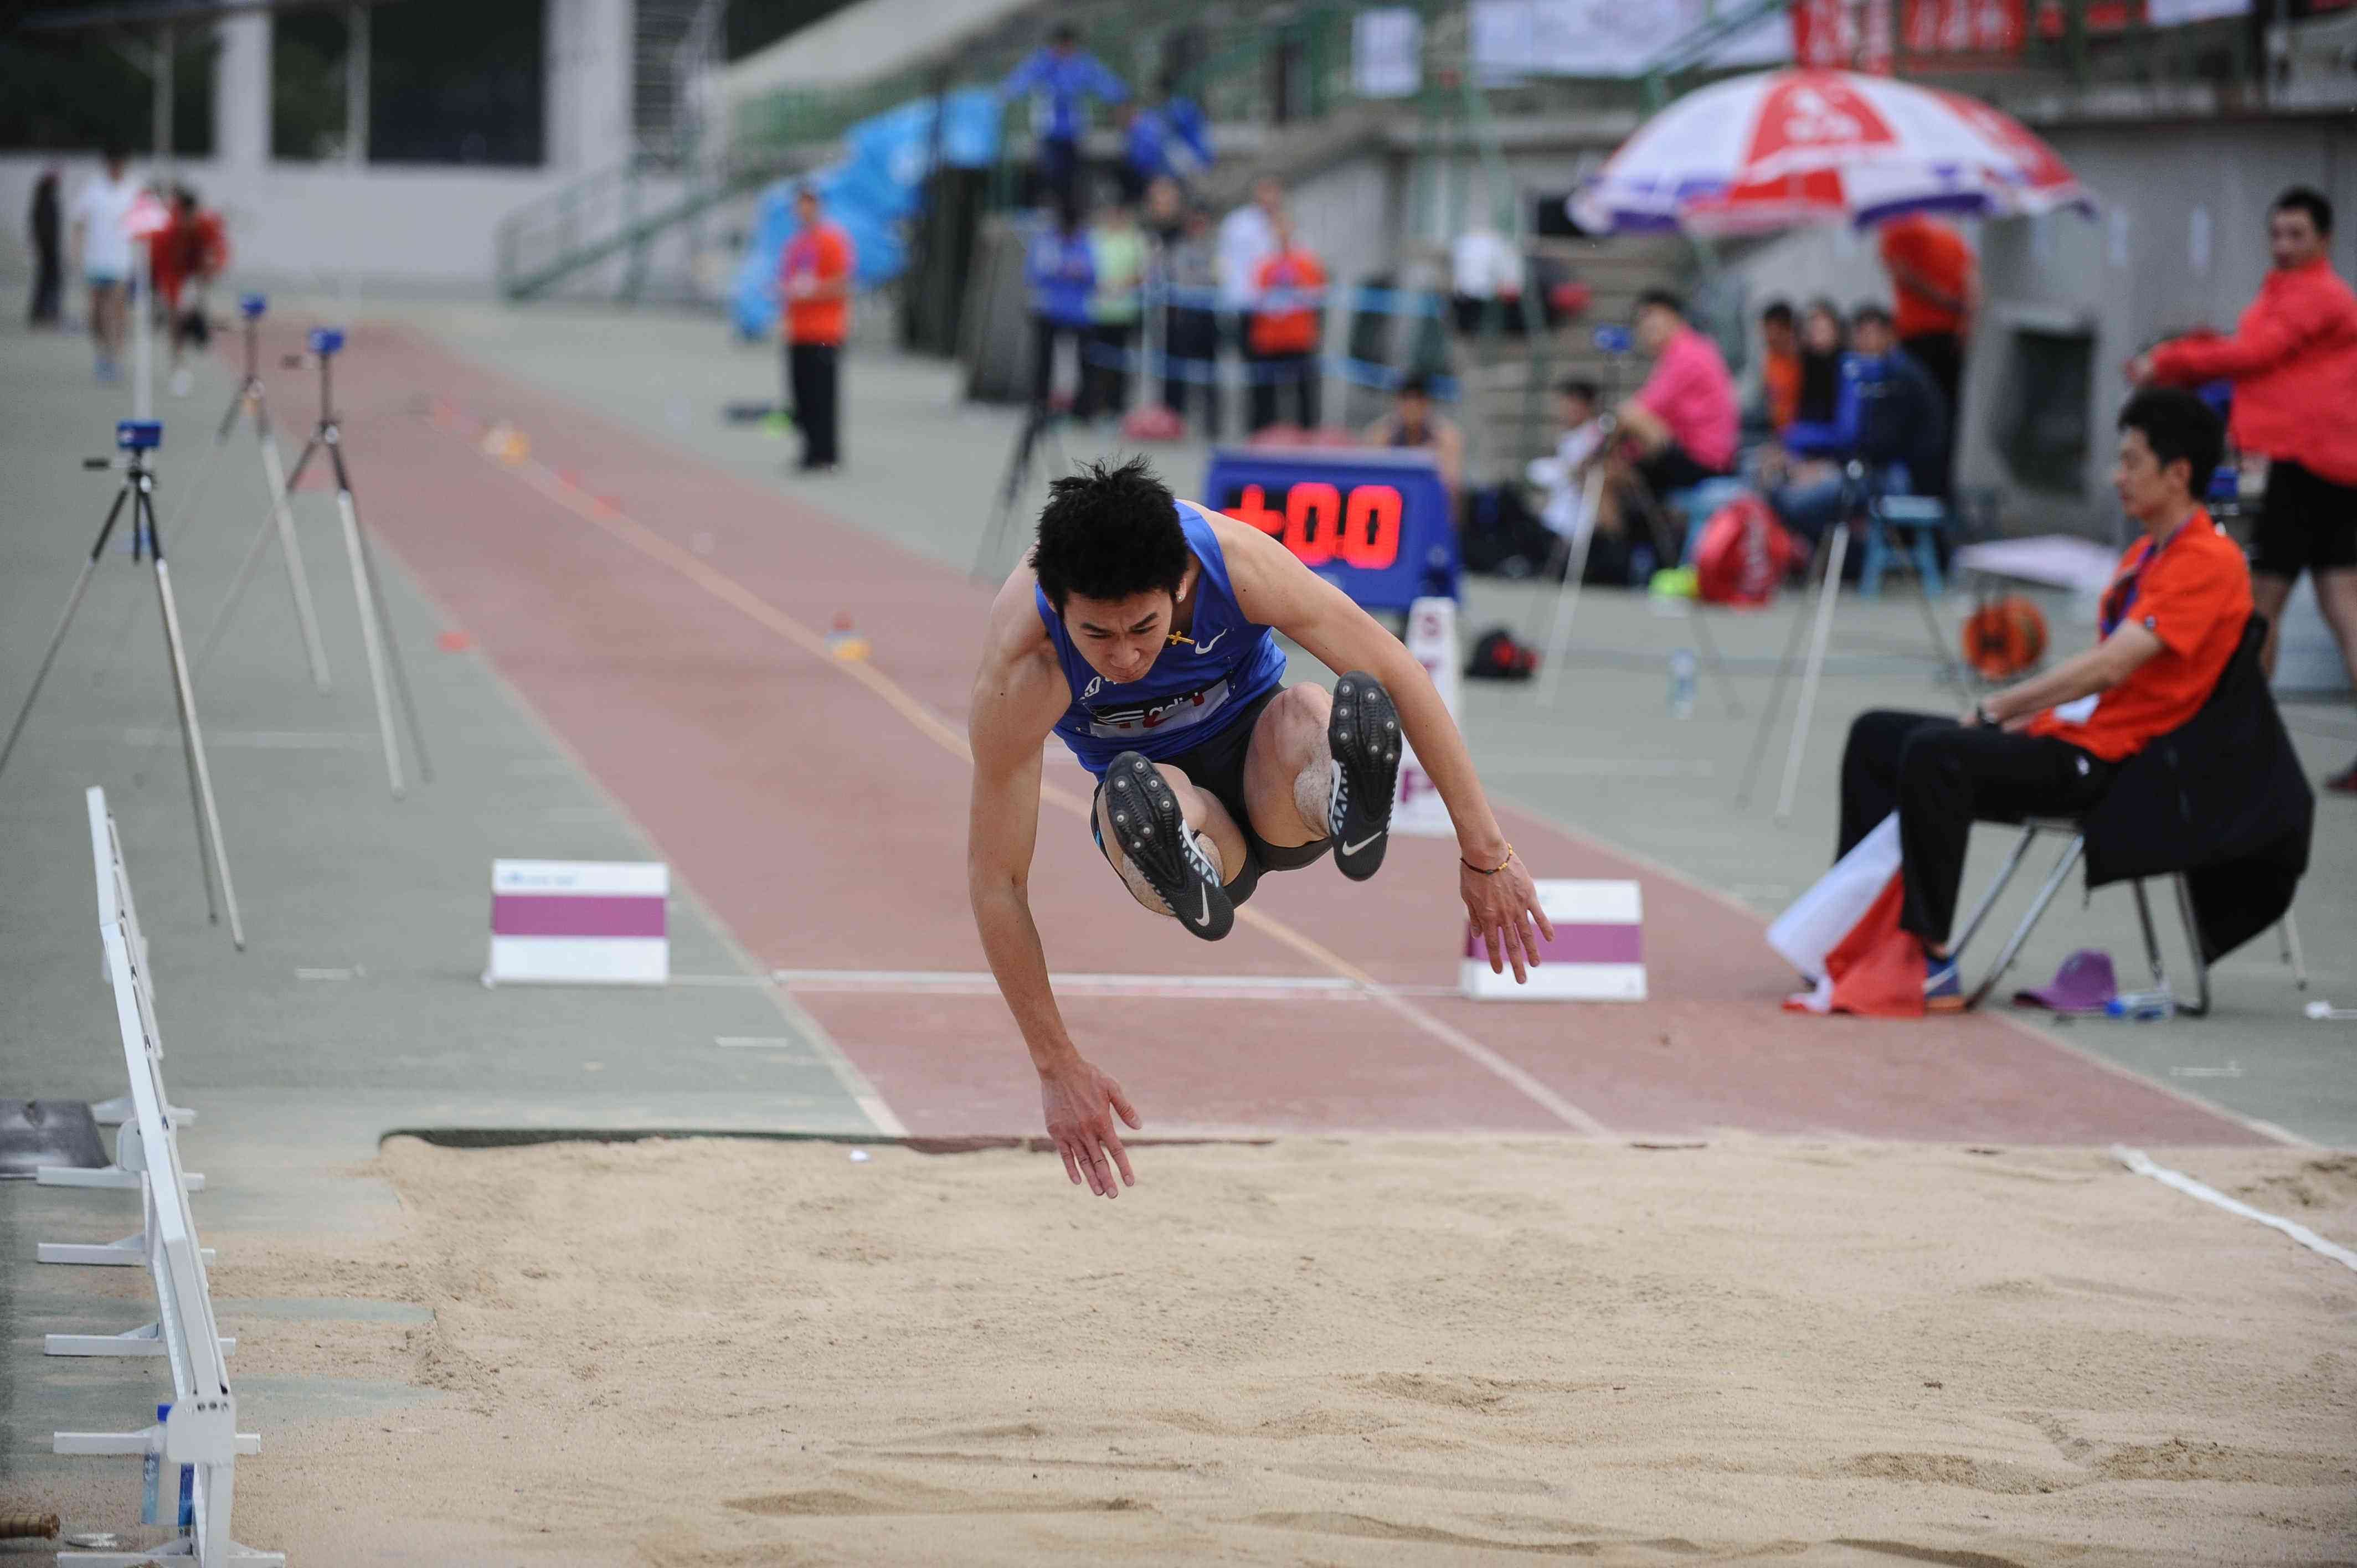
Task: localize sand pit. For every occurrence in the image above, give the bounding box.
[202,1135,2355,1565]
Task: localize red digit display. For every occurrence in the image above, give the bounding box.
[1223,483,1285,539]
[1284,481,1341,566]
[1222,478,1407,572]
[1343,483,1403,569]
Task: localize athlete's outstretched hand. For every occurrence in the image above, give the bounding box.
[1462,852,1556,984]
[1040,1057,1141,1199]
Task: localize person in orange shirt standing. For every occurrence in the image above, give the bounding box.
[1835,390,2250,1008]
[779,183,855,473]
[1756,298,1802,434]
[1247,209,1326,432]
[1876,212,1977,483]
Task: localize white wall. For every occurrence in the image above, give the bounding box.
[0,0,636,297]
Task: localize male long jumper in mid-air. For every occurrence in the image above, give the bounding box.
[966,457,1555,1198]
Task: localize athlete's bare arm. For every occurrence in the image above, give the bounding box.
[1198,504,1557,978]
[967,564,1142,1199]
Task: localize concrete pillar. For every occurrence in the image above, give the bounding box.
[213,12,269,172]
[547,0,635,173]
[345,3,369,166]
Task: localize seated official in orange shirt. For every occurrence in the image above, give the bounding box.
[1835,389,2251,1009]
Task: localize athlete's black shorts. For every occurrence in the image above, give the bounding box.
[1088,685,1331,906]
[2255,458,2357,579]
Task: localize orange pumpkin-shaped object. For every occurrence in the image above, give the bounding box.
[1961,595,2048,681]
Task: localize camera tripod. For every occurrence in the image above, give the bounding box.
[200,328,432,798]
[971,399,1073,582]
[0,420,244,948]
[171,293,333,691]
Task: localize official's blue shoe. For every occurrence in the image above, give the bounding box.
[1924,959,1964,1012]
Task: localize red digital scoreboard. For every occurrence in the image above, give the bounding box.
[1203,446,1457,612]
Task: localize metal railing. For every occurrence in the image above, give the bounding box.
[34,788,279,1568]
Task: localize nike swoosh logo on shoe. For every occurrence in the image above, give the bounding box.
[1342,833,1384,856]
[1195,885,1213,927]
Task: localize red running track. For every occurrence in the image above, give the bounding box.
[302,321,2268,1147]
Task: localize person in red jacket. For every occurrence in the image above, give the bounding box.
[1247,209,1326,432]
[2132,186,2357,793]
[778,183,855,473]
[151,185,228,399]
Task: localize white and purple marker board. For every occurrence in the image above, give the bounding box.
[1393,596,1459,838]
[1461,879,1644,1002]
[487,860,668,986]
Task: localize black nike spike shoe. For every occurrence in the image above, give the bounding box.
[1102,751,1234,941]
[1327,673,1401,883]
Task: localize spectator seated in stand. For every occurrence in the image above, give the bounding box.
[1758,303,1949,551]
[1362,373,1464,497]
[1836,389,2254,1010]
[1592,288,1738,560]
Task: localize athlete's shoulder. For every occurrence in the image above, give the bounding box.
[1181,498,1302,605]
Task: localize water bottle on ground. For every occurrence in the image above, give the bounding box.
[2105,988,2175,1020]
[1668,649,1697,719]
[141,1403,168,1523]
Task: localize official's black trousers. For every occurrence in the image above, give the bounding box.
[1248,350,1319,431]
[788,341,841,468]
[1837,709,2113,947]
[1161,305,1221,436]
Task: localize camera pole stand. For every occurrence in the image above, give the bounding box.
[0,420,245,948]
[180,294,333,692]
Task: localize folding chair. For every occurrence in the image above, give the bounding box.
[1951,816,2309,1015]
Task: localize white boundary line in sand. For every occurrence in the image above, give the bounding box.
[353,531,908,1139]
[2114,1147,2357,1272]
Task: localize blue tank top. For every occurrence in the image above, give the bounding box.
[1035,503,1288,776]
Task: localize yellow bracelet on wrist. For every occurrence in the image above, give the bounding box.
[1460,843,1514,875]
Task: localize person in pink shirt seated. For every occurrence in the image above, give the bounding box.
[1617,287,1738,499]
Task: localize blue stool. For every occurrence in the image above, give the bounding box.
[1860,492,1950,598]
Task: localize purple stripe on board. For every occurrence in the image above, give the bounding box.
[1464,922,1642,964]
[492,894,666,938]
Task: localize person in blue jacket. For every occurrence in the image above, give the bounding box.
[1764,303,1949,546]
[1003,25,1128,215]
[1028,199,1099,415]
[1119,78,1214,204]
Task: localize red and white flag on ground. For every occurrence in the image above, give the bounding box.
[1767,813,1927,1017]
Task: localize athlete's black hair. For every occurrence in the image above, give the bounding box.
[2118,388,2224,497]
[2273,185,2333,238]
[1031,455,1188,611]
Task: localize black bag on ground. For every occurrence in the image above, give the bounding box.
[1466,627,1537,681]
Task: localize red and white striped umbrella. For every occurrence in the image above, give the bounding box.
[1573,68,2091,236]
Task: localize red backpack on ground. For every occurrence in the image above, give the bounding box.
[1690,492,1796,607]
